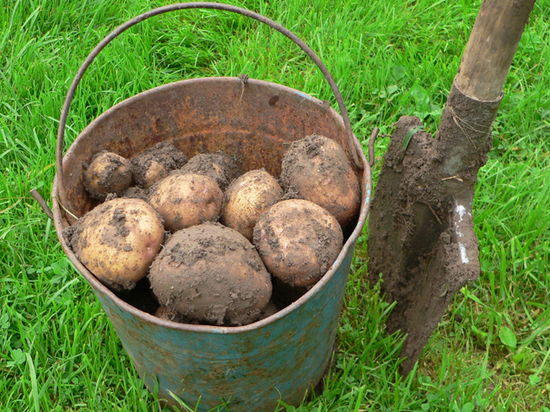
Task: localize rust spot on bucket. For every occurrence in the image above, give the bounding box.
[269,95,279,106]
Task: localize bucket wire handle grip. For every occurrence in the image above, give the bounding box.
[56,2,364,196]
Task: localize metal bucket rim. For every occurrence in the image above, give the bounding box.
[52,77,371,335]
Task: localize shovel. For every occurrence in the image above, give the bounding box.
[367,0,537,375]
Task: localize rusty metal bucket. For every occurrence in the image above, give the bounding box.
[52,3,372,411]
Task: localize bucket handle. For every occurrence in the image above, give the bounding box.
[56,2,364,195]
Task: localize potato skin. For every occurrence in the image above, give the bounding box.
[130,142,187,189]
[84,151,132,200]
[221,169,283,241]
[148,223,272,326]
[180,153,241,190]
[148,172,223,231]
[281,134,361,228]
[253,199,343,287]
[70,198,164,290]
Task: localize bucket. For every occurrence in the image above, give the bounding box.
[52,3,372,411]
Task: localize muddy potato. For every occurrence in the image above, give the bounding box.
[148,223,272,326]
[148,172,223,231]
[281,134,361,228]
[208,152,242,181]
[154,306,188,323]
[180,152,241,190]
[221,169,283,241]
[130,142,187,189]
[84,151,132,200]
[253,199,343,287]
[70,198,164,290]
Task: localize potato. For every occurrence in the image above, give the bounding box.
[84,151,132,200]
[253,199,343,287]
[155,306,187,323]
[280,134,361,228]
[148,223,272,326]
[180,152,241,190]
[130,142,187,189]
[69,198,164,290]
[221,169,283,241]
[148,172,223,231]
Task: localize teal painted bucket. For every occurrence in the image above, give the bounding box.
[52,4,371,411]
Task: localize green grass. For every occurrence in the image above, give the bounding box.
[1,0,549,410]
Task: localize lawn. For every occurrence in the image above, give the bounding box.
[1,0,549,410]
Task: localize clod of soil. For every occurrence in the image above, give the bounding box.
[148,172,223,231]
[221,169,283,241]
[253,199,343,287]
[180,152,241,191]
[130,142,187,189]
[69,197,164,291]
[280,134,361,228]
[122,186,148,201]
[148,223,272,326]
[84,151,132,200]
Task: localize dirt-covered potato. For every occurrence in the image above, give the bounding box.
[281,134,361,228]
[130,142,187,189]
[221,169,283,241]
[69,198,164,290]
[148,223,272,326]
[253,199,343,287]
[148,172,223,231]
[84,151,132,200]
[180,152,241,190]
[154,306,188,323]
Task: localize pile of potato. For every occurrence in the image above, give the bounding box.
[67,135,361,326]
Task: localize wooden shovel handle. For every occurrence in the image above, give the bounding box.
[455,0,536,101]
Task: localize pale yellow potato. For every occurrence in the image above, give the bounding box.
[71,198,164,290]
[141,160,167,189]
[221,169,283,241]
[253,199,343,287]
[148,172,223,231]
[84,151,132,200]
[281,135,361,228]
